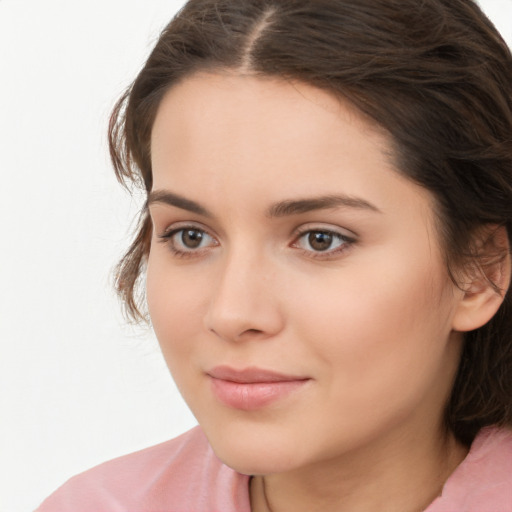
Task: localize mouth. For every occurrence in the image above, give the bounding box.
[206,365,310,411]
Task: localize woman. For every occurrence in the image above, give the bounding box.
[37,0,512,510]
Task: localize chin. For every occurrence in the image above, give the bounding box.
[201,421,308,476]
[212,442,299,476]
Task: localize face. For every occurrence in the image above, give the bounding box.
[147,73,465,476]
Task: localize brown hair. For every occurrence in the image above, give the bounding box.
[109,0,512,445]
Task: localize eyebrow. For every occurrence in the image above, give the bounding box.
[266,195,381,217]
[148,190,213,217]
[147,190,380,218]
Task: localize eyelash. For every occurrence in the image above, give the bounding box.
[291,228,355,259]
[157,225,356,260]
[158,225,218,259]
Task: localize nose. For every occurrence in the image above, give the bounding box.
[204,248,285,343]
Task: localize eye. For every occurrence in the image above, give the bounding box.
[293,229,354,255]
[158,226,218,256]
[177,228,209,249]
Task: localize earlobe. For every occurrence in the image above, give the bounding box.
[451,226,511,333]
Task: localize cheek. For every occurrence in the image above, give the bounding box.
[289,249,457,391]
[283,257,460,450]
[146,254,207,360]
[146,253,217,413]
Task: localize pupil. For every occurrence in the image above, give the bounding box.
[309,232,332,251]
[182,229,203,248]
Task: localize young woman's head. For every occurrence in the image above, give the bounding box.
[109,0,512,468]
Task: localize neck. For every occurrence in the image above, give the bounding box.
[250,423,468,512]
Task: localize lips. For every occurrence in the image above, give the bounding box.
[207,366,310,410]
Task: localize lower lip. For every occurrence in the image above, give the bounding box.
[209,377,308,411]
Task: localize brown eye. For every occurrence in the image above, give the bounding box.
[294,229,352,256]
[308,231,334,252]
[159,226,217,255]
[181,229,204,249]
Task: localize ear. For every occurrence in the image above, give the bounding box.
[452,225,511,332]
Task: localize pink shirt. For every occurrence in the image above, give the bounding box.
[36,426,512,511]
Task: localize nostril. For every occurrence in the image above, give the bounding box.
[232,328,269,342]
[208,325,265,342]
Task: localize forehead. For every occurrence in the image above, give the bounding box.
[152,74,387,176]
[150,72,434,223]
[152,72,386,141]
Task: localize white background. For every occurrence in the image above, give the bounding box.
[0,1,510,511]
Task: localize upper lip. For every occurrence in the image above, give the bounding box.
[207,365,309,383]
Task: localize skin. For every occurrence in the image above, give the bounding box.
[147,73,471,512]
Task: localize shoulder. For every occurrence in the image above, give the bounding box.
[35,426,250,512]
[427,426,512,512]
